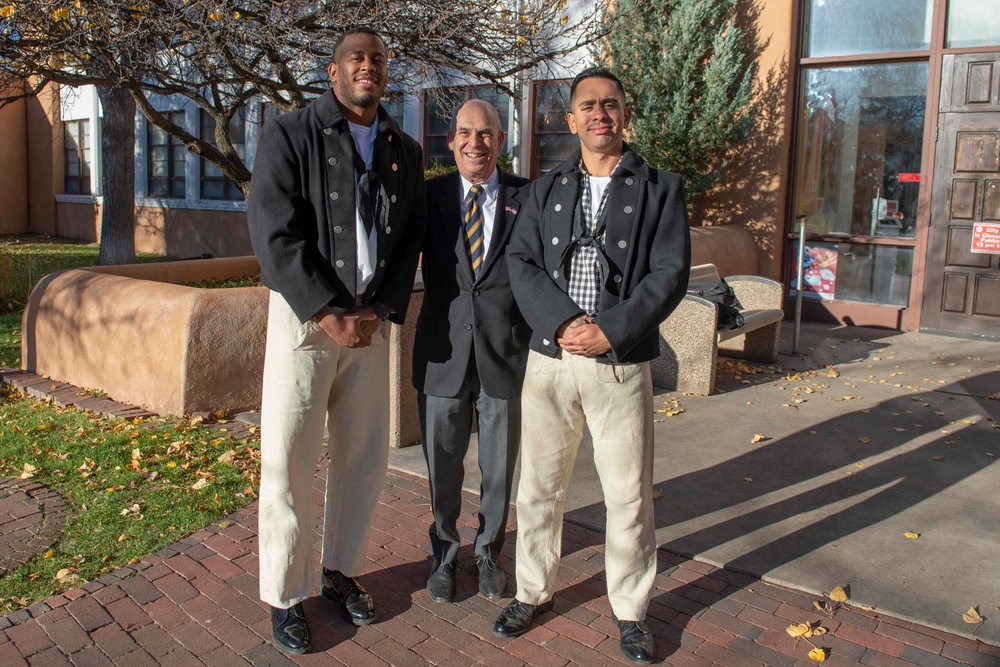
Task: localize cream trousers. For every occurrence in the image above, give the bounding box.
[258,291,390,608]
[515,350,656,621]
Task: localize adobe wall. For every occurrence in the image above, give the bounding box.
[0,89,29,235]
[696,1,796,281]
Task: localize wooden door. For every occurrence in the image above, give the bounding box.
[922,54,1000,336]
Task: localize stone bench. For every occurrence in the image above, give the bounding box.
[651,263,783,395]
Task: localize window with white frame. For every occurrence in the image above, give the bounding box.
[64,120,92,195]
[147,111,186,199]
[200,110,246,201]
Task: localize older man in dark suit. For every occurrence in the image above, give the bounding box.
[413,98,530,603]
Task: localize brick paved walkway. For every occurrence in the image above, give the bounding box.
[1,462,997,667]
[0,480,67,576]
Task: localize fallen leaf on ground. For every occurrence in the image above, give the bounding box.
[751,434,770,444]
[217,450,237,465]
[808,647,829,662]
[191,478,210,491]
[904,532,920,539]
[858,436,871,444]
[858,604,877,611]
[829,585,849,602]
[651,490,663,500]
[963,607,984,624]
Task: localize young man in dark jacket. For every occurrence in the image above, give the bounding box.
[248,27,426,655]
[495,67,691,665]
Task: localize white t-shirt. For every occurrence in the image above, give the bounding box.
[349,120,378,296]
[589,175,612,226]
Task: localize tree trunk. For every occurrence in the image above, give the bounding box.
[96,86,137,265]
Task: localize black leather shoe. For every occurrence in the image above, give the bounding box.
[270,603,311,655]
[617,619,654,664]
[492,599,554,637]
[321,569,377,625]
[476,557,507,599]
[426,562,456,602]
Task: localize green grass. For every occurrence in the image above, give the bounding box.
[0,236,102,313]
[0,313,20,369]
[0,234,260,613]
[0,387,260,614]
[0,234,162,314]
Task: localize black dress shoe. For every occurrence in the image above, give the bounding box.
[321,569,377,625]
[476,556,507,599]
[270,603,311,655]
[617,619,654,664]
[426,562,456,602]
[492,599,554,637]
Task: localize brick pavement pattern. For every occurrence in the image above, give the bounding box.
[0,479,67,576]
[1,463,996,667]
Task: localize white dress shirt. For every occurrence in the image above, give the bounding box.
[459,169,501,261]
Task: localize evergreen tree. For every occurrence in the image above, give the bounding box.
[597,0,761,208]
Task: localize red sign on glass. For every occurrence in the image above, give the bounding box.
[971,223,1000,254]
[898,173,921,182]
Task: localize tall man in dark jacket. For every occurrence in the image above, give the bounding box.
[494,67,691,665]
[414,99,530,602]
[248,27,426,655]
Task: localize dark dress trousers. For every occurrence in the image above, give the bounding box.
[413,169,531,566]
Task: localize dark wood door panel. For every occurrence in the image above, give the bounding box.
[972,275,1000,317]
[941,53,1000,113]
[922,98,1000,335]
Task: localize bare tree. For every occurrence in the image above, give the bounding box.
[1,0,603,262]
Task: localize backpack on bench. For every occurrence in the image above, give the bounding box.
[687,280,745,330]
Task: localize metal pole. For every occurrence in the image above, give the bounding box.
[793,217,806,354]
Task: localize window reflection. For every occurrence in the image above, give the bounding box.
[804,0,932,57]
[794,63,928,239]
[533,81,572,176]
[791,243,913,307]
[946,0,1000,48]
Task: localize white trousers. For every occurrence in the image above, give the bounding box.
[258,291,390,608]
[514,350,656,621]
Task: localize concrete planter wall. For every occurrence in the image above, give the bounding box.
[21,255,424,448]
[21,257,267,418]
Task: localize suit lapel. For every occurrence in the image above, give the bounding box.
[478,171,526,281]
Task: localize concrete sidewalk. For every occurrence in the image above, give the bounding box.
[390,321,1000,647]
[3,465,997,666]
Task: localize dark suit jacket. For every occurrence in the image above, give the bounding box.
[248,89,426,324]
[413,170,532,399]
[507,145,691,364]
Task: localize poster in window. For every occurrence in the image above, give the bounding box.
[789,242,839,300]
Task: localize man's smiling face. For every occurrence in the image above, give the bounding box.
[448,99,505,185]
[328,32,388,112]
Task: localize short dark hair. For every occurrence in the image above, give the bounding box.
[570,66,627,104]
[332,26,385,60]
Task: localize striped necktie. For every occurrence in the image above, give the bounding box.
[464,183,485,278]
